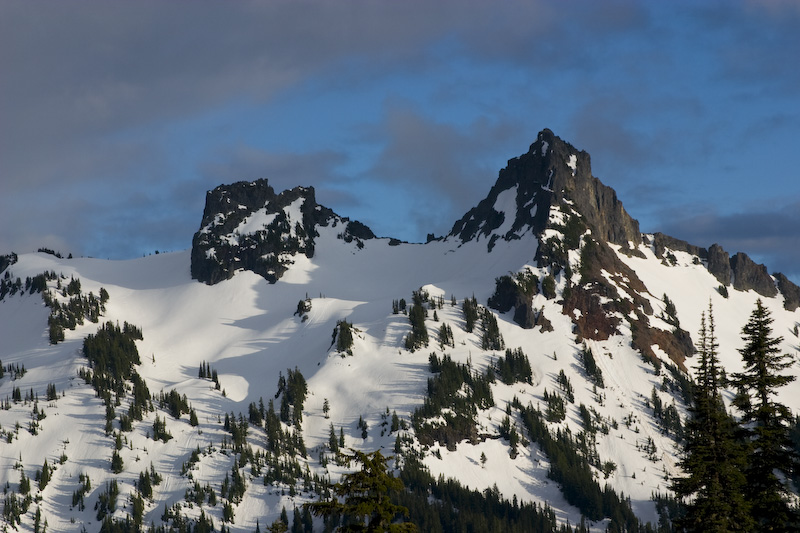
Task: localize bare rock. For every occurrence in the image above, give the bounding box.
[775,273,800,311]
[730,252,777,297]
[707,243,731,286]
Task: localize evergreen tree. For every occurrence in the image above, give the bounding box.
[19,470,30,495]
[672,304,751,532]
[306,450,417,531]
[223,500,235,523]
[302,505,313,532]
[329,423,339,453]
[336,320,354,354]
[34,506,42,533]
[437,323,454,349]
[480,308,504,351]
[462,296,479,333]
[269,517,289,533]
[405,303,428,351]
[292,507,303,533]
[38,459,50,491]
[731,299,799,530]
[131,491,145,527]
[280,393,291,424]
[111,449,124,474]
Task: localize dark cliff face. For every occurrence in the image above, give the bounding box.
[448,129,640,250]
[730,252,778,297]
[191,180,318,284]
[775,273,800,311]
[190,179,373,285]
[652,233,707,261]
[540,129,641,248]
[706,244,732,287]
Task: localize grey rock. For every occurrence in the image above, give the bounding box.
[449,129,641,250]
[707,244,731,286]
[775,273,800,311]
[730,252,777,297]
[488,274,539,329]
[191,179,373,285]
[652,233,706,260]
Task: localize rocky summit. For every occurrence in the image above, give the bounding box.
[448,129,640,250]
[191,179,374,285]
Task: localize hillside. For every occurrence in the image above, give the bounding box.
[1,130,798,532]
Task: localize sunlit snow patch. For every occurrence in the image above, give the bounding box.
[567,154,577,176]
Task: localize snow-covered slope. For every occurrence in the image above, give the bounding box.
[1,131,798,532]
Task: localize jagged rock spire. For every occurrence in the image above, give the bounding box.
[448,129,641,249]
[190,179,374,285]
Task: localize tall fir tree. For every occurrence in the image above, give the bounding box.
[732,299,799,530]
[305,449,417,532]
[672,303,752,532]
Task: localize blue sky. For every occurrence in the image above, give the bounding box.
[1,0,799,282]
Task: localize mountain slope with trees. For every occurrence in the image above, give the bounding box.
[1,130,799,531]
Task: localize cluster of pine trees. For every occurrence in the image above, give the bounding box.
[0,270,109,344]
[0,269,29,301]
[277,367,308,427]
[309,448,593,533]
[413,353,495,450]
[496,347,533,385]
[80,321,143,403]
[43,276,109,344]
[404,291,430,351]
[198,361,221,389]
[671,300,799,531]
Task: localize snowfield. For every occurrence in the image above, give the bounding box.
[1,220,798,531]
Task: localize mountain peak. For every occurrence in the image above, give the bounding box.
[190,179,374,284]
[448,129,641,251]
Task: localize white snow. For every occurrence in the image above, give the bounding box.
[567,154,577,176]
[612,240,800,409]
[491,186,518,237]
[0,227,797,532]
[232,197,306,241]
[236,210,279,237]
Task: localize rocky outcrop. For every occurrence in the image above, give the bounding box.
[539,130,641,249]
[652,232,706,260]
[631,318,694,372]
[533,308,554,332]
[775,273,800,311]
[706,244,731,286]
[650,234,792,303]
[448,129,641,250]
[655,238,779,299]
[191,179,373,285]
[488,272,539,329]
[730,252,777,298]
[561,238,654,342]
[563,286,621,341]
